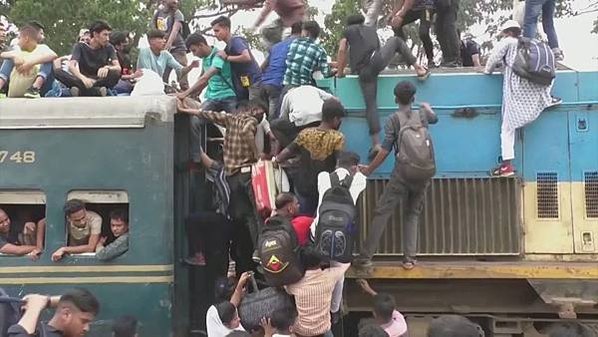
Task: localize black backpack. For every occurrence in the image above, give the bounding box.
[258,215,305,286]
[315,172,356,263]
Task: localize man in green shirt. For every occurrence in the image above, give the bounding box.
[178,33,237,163]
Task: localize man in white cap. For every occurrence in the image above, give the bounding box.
[483,19,560,177]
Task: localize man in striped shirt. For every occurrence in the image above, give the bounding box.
[285,246,350,337]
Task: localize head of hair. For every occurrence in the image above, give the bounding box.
[275,192,297,210]
[290,21,303,35]
[19,25,38,39]
[300,245,322,269]
[504,27,522,37]
[112,315,138,337]
[147,29,166,40]
[215,301,237,325]
[394,81,416,105]
[373,293,396,323]
[427,315,482,337]
[248,99,268,116]
[337,151,360,170]
[226,332,251,337]
[214,277,236,302]
[89,20,112,38]
[109,209,128,224]
[271,306,298,332]
[28,21,45,32]
[321,98,347,122]
[302,21,321,39]
[59,288,100,316]
[185,33,208,49]
[211,16,231,29]
[63,199,85,216]
[359,324,389,337]
[346,14,365,26]
[109,31,129,46]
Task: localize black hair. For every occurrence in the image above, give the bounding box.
[59,288,100,315]
[211,16,231,29]
[63,199,86,216]
[373,293,395,323]
[147,29,166,40]
[271,306,298,332]
[109,209,129,224]
[27,21,45,32]
[275,192,297,210]
[19,25,38,39]
[359,324,389,337]
[346,14,365,26]
[89,20,112,38]
[215,301,237,325]
[427,315,482,337]
[214,277,236,302]
[110,31,129,46]
[394,81,416,105]
[185,33,208,49]
[112,315,138,337]
[291,21,303,35]
[300,245,322,269]
[337,151,360,170]
[504,27,522,37]
[248,99,268,115]
[302,21,321,39]
[321,98,347,122]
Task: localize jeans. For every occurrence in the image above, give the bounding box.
[523,0,559,49]
[361,170,429,262]
[0,59,54,95]
[186,211,233,260]
[358,37,416,136]
[163,49,188,90]
[394,9,435,63]
[189,97,237,162]
[435,0,460,65]
[362,0,384,27]
[54,68,121,96]
[256,84,282,120]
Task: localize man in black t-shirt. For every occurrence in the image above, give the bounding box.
[460,33,481,67]
[55,20,121,96]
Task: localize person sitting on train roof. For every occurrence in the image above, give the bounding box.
[0,207,42,259]
[54,20,121,97]
[95,209,129,261]
[0,22,7,53]
[51,199,102,262]
[426,315,482,337]
[336,13,429,162]
[460,32,481,67]
[0,24,57,98]
[109,31,136,95]
[484,20,561,178]
[206,272,252,337]
[7,288,99,337]
[270,85,334,151]
[112,315,139,337]
[274,99,347,217]
[355,81,438,272]
[356,279,408,337]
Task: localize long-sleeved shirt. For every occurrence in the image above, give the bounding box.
[196,110,259,175]
[283,37,331,86]
[96,233,129,261]
[280,85,333,127]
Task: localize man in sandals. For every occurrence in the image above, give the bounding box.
[335,14,430,161]
[355,81,437,272]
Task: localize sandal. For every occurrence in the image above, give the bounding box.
[401,260,416,270]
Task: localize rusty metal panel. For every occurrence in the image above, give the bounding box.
[356,177,522,256]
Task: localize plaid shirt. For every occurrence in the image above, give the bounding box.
[196,111,259,175]
[283,37,331,86]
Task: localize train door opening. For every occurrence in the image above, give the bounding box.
[0,190,46,256]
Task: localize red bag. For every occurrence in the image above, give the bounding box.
[252,160,277,219]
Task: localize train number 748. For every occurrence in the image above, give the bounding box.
[0,151,36,164]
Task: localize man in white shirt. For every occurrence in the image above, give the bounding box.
[271,85,335,149]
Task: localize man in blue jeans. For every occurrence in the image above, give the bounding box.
[523,0,563,60]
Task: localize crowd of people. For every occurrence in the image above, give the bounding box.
[0,0,570,336]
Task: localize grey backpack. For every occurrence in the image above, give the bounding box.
[395,109,436,181]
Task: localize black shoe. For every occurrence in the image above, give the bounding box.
[23,86,41,98]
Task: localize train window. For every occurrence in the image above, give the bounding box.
[63,191,129,260]
[0,191,46,258]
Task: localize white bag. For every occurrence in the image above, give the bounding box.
[131,69,165,96]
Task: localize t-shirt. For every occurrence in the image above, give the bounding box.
[380,310,408,337]
[136,47,182,77]
[68,210,102,246]
[461,39,481,67]
[280,85,333,127]
[8,324,64,337]
[291,216,313,246]
[71,42,117,78]
[0,232,17,251]
[7,44,54,97]
[153,8,186,53]
[203,47,237,100]
[225,36,262,86]
[261,36,297,87]
[343,25,379,73]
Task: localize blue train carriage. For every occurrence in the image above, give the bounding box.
[0,97,181,337]
[333,69,598,335]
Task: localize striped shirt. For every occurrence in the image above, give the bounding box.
[285,263,350,336]
[283,37,331,86]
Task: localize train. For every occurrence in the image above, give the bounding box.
[0,68,597,337]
